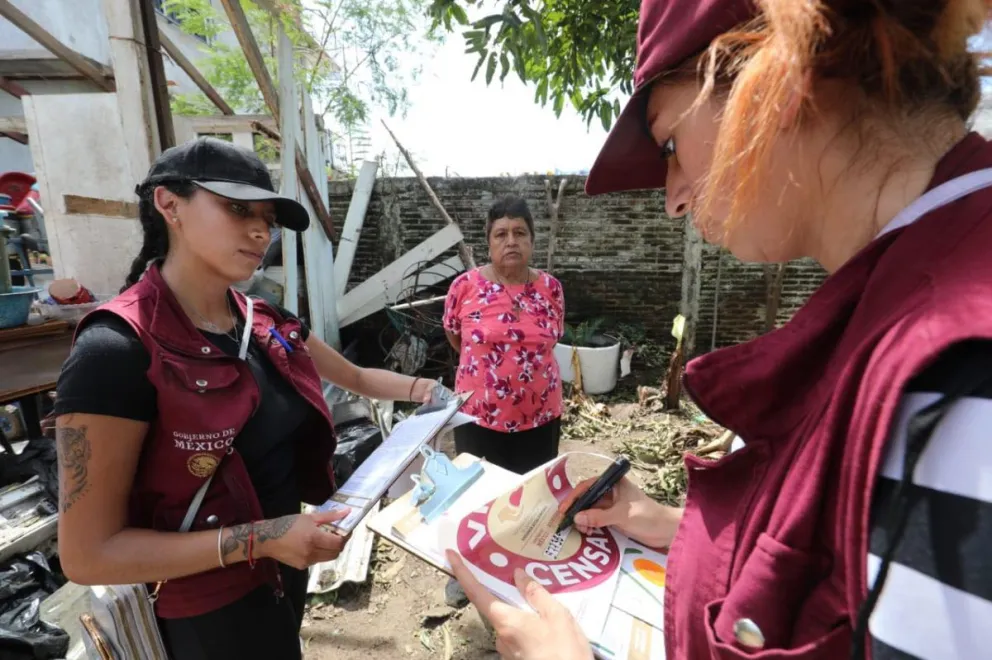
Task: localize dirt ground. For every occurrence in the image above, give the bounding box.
[301,377,723,660]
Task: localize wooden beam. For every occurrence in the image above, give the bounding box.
[158,29,234,115]
[0,117,27,133]
[0,0,115,92]
[0,76,27,98]
[251,120,335,241]
[334,160,378,295]
[218,0,279,121]
[0,131,27,144]
[192,114,275,134]
[338,224,465,323]
[136,0,175,150]
[64,195,139,218]
[341,255,464,327]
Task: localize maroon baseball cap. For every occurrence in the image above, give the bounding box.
[585,0,756,196]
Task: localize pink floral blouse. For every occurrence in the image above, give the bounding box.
[443,268,565,433]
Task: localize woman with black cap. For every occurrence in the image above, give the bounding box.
[448,1,992,658]
[54,137,435,659]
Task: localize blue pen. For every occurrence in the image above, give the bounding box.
[269,327,294,353]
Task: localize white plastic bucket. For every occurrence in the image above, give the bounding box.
[554,340,621,395]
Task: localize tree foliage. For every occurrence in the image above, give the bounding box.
[164,0,436,139]
[427,0,639,130]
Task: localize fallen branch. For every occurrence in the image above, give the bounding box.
[381,120,476,270]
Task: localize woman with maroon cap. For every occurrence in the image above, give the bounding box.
[54,137,435,658]
[448,1,992,659]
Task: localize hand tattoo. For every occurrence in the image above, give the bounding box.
[255,516,295,543]
[221,516,296,560]
[57,424,91,513]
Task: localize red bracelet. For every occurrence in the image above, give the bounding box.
[247,522,256,569]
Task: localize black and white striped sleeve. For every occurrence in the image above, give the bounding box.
[867,340,992,660]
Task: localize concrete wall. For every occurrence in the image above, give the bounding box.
[329,175,828,350]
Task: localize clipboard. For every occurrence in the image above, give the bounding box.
[318,391,473,535]
[365,452,670,660]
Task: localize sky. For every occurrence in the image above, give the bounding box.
[363,35,616,178]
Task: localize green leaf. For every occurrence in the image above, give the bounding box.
[474,14,504,29]
[614,98,621,117]
[500,53,510,80]
[449,4,469,25]
[599,101,612,131]
[471,51,488,81]
[485,52,498,84]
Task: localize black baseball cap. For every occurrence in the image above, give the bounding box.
[138,136,310,231]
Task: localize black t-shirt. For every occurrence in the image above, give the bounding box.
[55,302,313,520]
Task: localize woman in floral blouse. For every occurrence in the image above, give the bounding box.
[443,196,565,475]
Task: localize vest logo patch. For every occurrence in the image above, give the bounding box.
[172,427,237,452]
[187,453,219,478]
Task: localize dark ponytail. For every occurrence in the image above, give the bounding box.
[121,181,195,293]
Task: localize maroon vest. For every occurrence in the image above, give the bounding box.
[665,132,992,659]
[83,264,337,618]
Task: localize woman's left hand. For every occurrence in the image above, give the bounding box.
[447,550,593,660]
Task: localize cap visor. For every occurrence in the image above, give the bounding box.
[585,89,667,196]
[194,180,310,232]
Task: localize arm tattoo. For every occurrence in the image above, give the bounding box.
[221,516,296,559]
[57,425,92,513]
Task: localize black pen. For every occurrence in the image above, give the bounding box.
[555,457,631,534]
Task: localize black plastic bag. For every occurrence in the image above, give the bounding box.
[332,420,383,485]
[0,438,59,500]
[0,552,69,660]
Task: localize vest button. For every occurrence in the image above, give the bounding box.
[201,346,211,354]
[205,514,219,526]
[733,618,765,649]
[196,379,208,388]
[289,331,299,340]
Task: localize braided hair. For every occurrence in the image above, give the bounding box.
[121,181,195,293]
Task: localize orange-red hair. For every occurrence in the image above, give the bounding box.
[694,0,989,230]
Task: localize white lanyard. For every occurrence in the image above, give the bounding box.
[238,296,253,361]
[877,167,992,238]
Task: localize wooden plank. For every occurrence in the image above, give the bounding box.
[102,0,161,180]
[218,0,279,121]
[63,194,139,218]
[1,130,27,144]
[136,0,175,150]
[341,255,463,327]
[158,28,234,115]
[189,114,275,134]
[0,333,72,405]
[249,120,335,240]
[0,0,114,92]
[300,86,340,348]
[0,116,27,133]
[277,27,298,314]
[334,160,377,296]
[0,321,69,344]
[0,76,28,98]
[337,226,464,323]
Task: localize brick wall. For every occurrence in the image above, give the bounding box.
[328,175,827,352]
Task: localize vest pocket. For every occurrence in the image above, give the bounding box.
[160,356,241,393]
[703,532,850,658]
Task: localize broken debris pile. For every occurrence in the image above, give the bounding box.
[562,386,732,507]
[0,552,68,660]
